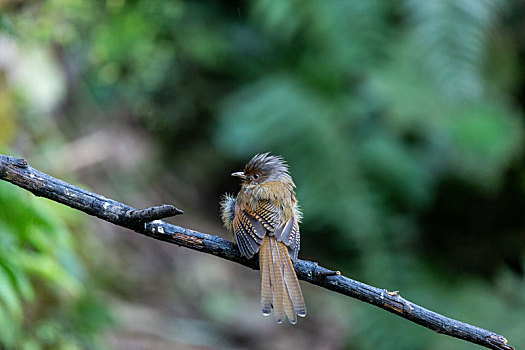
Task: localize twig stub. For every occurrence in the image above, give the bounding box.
[126,204,183,223]
[486,334,513,350]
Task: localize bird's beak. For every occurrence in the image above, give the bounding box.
[231,172,247,180]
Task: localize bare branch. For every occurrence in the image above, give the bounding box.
[0,154,514,350]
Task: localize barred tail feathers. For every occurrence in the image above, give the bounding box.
[259,236,272,316]
[278,241,306,317]
[259,236,306,324]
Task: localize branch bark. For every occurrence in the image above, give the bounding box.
[0,154,514,350]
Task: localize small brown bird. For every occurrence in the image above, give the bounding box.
[220,153,306,324]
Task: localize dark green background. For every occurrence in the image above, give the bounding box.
[1,0,524,349]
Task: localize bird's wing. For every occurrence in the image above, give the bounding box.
[250,200,280,231]
[233,200,300,262]
[273,215,300,263]
[232,200,279,259]
[233,209,266,259]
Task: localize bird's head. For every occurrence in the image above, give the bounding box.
[232,153,294,188]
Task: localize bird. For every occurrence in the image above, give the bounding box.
[220,153,306,324]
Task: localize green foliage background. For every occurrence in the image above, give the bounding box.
[1,0,525,348]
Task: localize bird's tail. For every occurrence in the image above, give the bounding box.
[259,235,306,324]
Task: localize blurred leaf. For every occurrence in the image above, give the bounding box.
[405,0,505,100]
[448,102,523,186]
[0,181,107,348]
[0,264,22,321]
[370,41,523,189]
[0,260,35,302]
[0,303,19,347]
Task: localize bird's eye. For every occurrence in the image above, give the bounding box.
[253,174,260,180]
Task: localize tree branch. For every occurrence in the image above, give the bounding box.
[0,154,513,350]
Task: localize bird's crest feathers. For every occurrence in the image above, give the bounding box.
[244,153,294,186]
